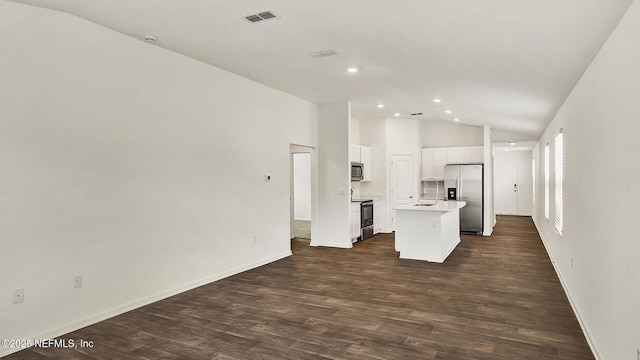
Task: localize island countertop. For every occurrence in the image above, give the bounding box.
[394,201,466,212]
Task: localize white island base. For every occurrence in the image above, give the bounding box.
[394,201,466,263]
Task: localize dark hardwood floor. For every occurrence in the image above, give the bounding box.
[4,216,594,359]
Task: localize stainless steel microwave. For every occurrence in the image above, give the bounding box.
[351,162,364,181]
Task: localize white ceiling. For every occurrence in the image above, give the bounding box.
[10,0,634,138]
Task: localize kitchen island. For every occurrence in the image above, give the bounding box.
[393,201,466,262]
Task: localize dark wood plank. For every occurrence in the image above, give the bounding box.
[4,216,594,359]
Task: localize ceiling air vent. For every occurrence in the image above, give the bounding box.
[244,10,277,23]
[411,112,424,116]
[308,50,338,58]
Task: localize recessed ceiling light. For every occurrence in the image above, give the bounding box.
[377,104,384,108]
[509,141,516,146]
[433,98,442,103]
[394,113,401,117]
[445,110,453,114]
[453,118,460,122]
[347,67,359,73]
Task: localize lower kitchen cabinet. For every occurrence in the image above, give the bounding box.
[373,200,383,234]
[351,203,361,241]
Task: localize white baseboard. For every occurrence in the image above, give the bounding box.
[0,251,292,358]
[532,218,599,360]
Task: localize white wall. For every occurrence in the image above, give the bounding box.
[421,121,484,148]
[532,0,640,358]
[494,149,533,216]
[0,2,317,356]
[350,117,361,145]
[293,153,311,220]
[315,102,352,248]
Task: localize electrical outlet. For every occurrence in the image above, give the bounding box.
[74,275,82,288]
[13,288,24,304]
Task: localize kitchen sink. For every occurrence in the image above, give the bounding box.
[414,203,435,207]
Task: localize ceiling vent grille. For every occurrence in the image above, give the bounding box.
[308,50,338,58]
[244,10,277,23]
[410,112,424,116]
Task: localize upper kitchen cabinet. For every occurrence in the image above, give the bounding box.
[466,146,484,163]
[446,146,484,164]
[446,148,465,164]
[350,144,362,163]
[422,146,484,181]
[360,146,372,182]
[421,148,446,180]
[350,144,372,182]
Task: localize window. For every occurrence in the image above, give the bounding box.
[532,156,536,204]
[544,143,550,220]
[554,130,564,234]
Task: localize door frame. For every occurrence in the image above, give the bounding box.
[494,160,519,215]
[290,144,316,246]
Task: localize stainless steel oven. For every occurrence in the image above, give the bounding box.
[360,200,374,240]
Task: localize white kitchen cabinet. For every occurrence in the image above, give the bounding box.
[466,146,484,163]
[423,146,484,182]
[350,144,361,163]
[351,144,372,182]
[373,200,383,234]
[446,146,484,164]
[421,148,446,180]
[446,148,465,164]
[360,146,372,182]
[351,203,361,241]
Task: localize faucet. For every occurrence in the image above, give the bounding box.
[424,178,439,204]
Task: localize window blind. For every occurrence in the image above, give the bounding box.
[544,144,550,220]
[532,156,536,203]
[554,131,563,234]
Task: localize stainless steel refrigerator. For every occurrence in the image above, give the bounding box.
[444,164,484,235]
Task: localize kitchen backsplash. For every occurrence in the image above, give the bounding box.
[422,180,445,200]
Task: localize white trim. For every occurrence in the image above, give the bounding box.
[532,217,600,360]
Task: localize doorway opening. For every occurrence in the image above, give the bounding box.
[290,144,315,249]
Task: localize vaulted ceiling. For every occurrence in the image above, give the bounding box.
[9,0,635,138]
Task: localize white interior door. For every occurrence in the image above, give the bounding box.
[390,155,414,230]
[495,161,518,215]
